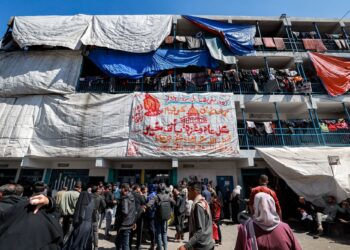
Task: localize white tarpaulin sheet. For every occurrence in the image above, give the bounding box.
[81,15,173,53]
[0,51,82,96]
[257,147,350,206]
[127,92,240,157]
[0,96,42,158]
[29,94,133,158]
[12,15,92,50]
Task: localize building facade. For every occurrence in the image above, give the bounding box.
[0,15,350,198]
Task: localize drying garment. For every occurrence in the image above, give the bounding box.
[273,37,286,50]
[263,122,274,134]
[12,15,92,50]
[246,121,256,128]
[88,48,218,79]
[254,37,263,46]
[185,36,204,49]
[302,39,327,52]
[183,15,256,56]
[262,37,276,48]
[340,39,350,50]
[204,37,237,64]
[334,40,343,49]
[309,52,350,96]
[319,122,329,133]
[182,72,209,86]
[81,15,172,53]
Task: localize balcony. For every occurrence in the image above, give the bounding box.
[77,78,334,95]
[238,128,350,149]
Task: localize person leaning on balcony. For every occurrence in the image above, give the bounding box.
[249,175,282,218]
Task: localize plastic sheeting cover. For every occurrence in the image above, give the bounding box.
[204,37,236,64]
[88,48,218,79]
[309,52,350,96]
[29,94,133,158]
[257,147,350,206]
[183,15,256,56]
[0,96,42,158]
[0,51,82,97]
[81,15,172,53]
[12,15,92,50]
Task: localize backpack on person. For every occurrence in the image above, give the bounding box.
[156,193,172,220]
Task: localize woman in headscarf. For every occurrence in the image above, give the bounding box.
[231,185,242,224]
[234,192,301,250]
[63,191,95,250]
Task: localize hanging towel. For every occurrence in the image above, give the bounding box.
[302,39,316,50]
[254,37,263,46]
[246,121,256,128]
[273,37,286,50]
[314,39,327,52]
[263,122,274,134]
[175,36,187,42]
[334,40,342,49]
[340,39,350,50]
[263,37,276,48]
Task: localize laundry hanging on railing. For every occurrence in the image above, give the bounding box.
[183,15,256,56]
[309,52,350,96]
[88,48,218,79]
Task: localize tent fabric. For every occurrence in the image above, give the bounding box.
[12,15,92,50]
[0,51,82,97]
[257,147,350,207]
[183,15,256,56]
[80,15,173,53]
[204,37,236,64]
[0,96,42,158]
[309,52,350,96]
[88,48,218,79]
[29,94,133,158]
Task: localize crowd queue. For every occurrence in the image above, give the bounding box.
[0,175,350,250]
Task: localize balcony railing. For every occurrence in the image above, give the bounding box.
[77,78,336,95]
[238,128,350,149]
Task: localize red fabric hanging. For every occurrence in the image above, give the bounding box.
[309,52,350,96]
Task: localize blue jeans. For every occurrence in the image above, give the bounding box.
[156,220,168,250]
[115,229,131,250]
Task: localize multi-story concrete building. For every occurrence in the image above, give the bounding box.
[0,14,349,201]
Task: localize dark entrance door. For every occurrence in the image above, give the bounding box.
[216,176,234,192]
[0,169,17,185]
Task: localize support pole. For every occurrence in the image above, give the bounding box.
[274,102,285,146]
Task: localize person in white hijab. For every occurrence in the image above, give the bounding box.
[235,192,301,250]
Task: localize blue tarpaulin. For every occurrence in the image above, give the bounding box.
[88,48,218,79]
[183,15,256,56]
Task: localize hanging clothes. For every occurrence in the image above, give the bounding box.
[334,40,343,49]
[263,122,274,134]
[273,38,286,50]
[254,37,263,46]
[263,37,276,48]
[302,39,316,50]
[314,39,327,52]
[319,122,329,133]
[340,40,350,50]
[246,121,256,128]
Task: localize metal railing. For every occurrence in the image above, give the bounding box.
[238,128,350,149]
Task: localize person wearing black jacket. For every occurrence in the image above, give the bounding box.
[173,187,186,241]
[104,184,116,238]
[130,184,146,250]
[91,186,106,250]
[115,183,137,250]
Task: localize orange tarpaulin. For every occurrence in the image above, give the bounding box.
[309,52,350,96]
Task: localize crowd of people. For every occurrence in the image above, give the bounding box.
[1,174,349,250]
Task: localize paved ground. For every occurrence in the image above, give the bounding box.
[98,221,350,250]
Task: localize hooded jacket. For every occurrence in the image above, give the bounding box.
[115,191,136,230]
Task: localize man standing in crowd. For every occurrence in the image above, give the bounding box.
[146,184,158,250]
[91,185,106,250]
[104,184,117,238]
[249,175,282,218]
[0,184,26,214]
[60,182,82,237]
[130,184,146,250]
[173,186,186,241]
[201,184,211,203]
[178,181,214,250]
[115,183,137,250]
[147,183,175,250]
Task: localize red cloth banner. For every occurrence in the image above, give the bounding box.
[309,52,350,96]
